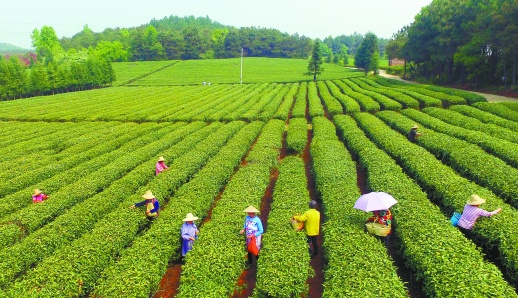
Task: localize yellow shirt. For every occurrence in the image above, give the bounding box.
[294,209,320,236]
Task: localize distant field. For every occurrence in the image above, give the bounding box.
[345,57,388,68]
[111,60,177,86]
[113,58,363,86]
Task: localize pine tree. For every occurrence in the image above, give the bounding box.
[305,40,324,80]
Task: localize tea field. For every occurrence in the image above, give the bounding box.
[114,57,363,86]
[0,58,517,297]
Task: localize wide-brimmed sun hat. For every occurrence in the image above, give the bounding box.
[142,190,155,200]
[183,213,199,222]
[467,194,486,206]
[33,189,42,196]
[411,124,419,129]
[243,205,260,213]
[158,156,165,162]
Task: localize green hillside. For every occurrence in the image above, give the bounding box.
[0,43,29,54]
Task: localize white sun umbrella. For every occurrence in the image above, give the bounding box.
[353,192,397,212]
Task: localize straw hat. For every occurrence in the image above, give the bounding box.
[411,124,419,129]
[467,194,485,206]
[183,213,199,222]
[158,156,165,162]
[142,190,155,200]
[243,205,260,213]
[33,189,42,196]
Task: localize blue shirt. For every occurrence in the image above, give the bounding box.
[134,198,159,214]
[181,222,199,256]
[243,215,264,237]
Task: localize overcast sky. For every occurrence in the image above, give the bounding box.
[1,0,432,49]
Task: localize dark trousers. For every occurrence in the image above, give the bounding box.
[457,226,472,238]
[381,234,390,247]
[247,252,259,265]
[307,235,318,255]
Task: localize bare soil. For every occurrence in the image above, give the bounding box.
[302,121,325,298]
[233,120,287,298]
[153,263,182,298]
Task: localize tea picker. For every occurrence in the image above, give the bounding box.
[32,189,49,203]
[354,192,397,247]
[451,194,502,234]
[239,205,263,269]
[292,200,320,258]
[407,124,423,143]
[130,190,160,219]
[155,156,169,176]
[181,213,199,257]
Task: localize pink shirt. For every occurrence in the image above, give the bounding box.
[155,161,168,175]
[457,204,498,230]
[32,193,46,203]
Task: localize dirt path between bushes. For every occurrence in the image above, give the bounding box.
[378,70,518,103]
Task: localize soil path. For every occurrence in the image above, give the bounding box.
[318,81,425,297]
[378,70,518,103]
[154,129,264,298]
[303,119,325,298]
[233,95,294,297]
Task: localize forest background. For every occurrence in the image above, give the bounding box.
[0,0,517,99]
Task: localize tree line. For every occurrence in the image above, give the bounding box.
[306,33,381,80]
[0,15,390,100]
[385,0,517,87]
[59,15,386,62]
[0,26,115,100]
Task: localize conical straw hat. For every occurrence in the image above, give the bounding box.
[142,190,155,200]
[243,205,260,213]
[158,156,165,162]
[33,189,42,196]
[466,194,485,205]
[183,213,199,221]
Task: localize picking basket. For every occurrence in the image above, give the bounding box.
[365,222,391,237]
[290,218,304,231]
[450,212,461,227]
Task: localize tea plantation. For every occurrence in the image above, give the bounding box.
[0,58,517,297]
